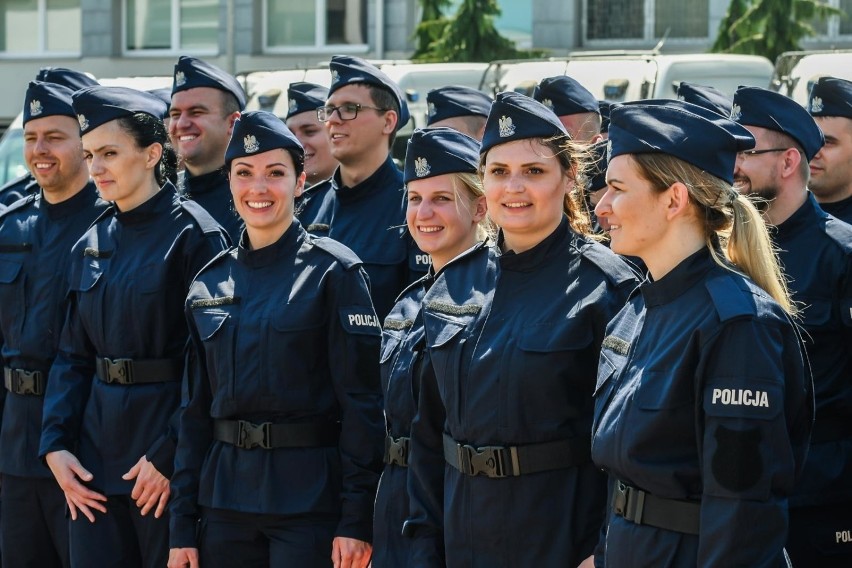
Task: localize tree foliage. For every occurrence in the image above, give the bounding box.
[712,0,842,62]
[412,0,453,59]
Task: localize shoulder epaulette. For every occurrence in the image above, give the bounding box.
[310,236,362,270]
[705,272,757,322]
[89,203,117,228]
[577,239,637,287]
[179,198,226,236]
[194,246,237,279]
[0,193,38,219]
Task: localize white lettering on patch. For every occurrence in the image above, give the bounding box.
[348,313,380,328]
[711,388,769,408]
[837,530,852,544]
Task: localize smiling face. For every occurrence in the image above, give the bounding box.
[810,115,852,203]
[482,138,571,253]
[286,110,336,183]
[406,173,486,271]
[24,114,89,202]
[323,84,394,165]
[169,87,239,175]
[229,148,306,249]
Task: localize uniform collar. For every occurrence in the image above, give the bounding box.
[42,181,99,220]
[497,216,570,272]
[115,182,177,225]
[775,191,825,241]
[236,217,305,268]
[184,168,228,196]
[640,246,715,307]
[331,156,402,204]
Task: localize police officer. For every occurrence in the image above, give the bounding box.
[404,92,637,567]
[298,55,425,320]
[0,81,108,568]
[732,85,852,567]
[425,86,492,141]
[373,127,487,567]
[39,86,229,568]
[168,111,383,568]
[676,81,733,117]
[0,68,98,207]
[533,75,603,142]
[169,55,246,241]
[592,102,811,567]
[807,77,852,224]
[285,82,336,188]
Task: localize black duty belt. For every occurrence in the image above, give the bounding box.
[95,357,182,385]
[611,479,700,535]
[214,419,341,450]
[810,416,852,444]
[4,367,45,396]
[442,433,590,479]
[384,435,410,467]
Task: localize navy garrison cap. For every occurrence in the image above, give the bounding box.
[327,55,410,130]
[24,81,76,125]
[677,82,733,117]
[731,86,824,161]
[609,104,753,185]
[35,67,98,92]
[171,56,247,110]
[599,100,612,133]
[808,76,852,119]
[426,86,492,125]
[587,139,608,192]
[624,99,755,150]
[533,76,600,117]
[71,86,168,135]
[225,110,303,167]
[286,82,329,120]
[481,91,568,155]
[404,127,480,184]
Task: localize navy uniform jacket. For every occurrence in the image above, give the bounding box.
[818,194,852,226]
[39,184,229,494]
[296,157,428,320]
[373,271,432,568]
[773,194,852,507]
[405,219,637,568]
[170,220,384,549]
[591,248,812,568]
[0,183,107,478]
[0,173,38,208]
[180,168,244,243]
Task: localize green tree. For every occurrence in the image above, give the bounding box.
[712,0,753,52]
[412,0,452,60]
[712,0,841,62]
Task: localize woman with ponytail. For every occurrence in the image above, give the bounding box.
[591,102,812,567]
[39,86,229,568]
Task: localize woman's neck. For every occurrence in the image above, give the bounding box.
[115,178,161,212]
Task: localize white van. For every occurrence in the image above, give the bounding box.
[771,50,852,104]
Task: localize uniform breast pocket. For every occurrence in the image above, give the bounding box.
[71,259,107,333]
[266,299,325,392]
[592,353,618,428]
[380,331,403,394]
[193,309,235,398]
[513,323,595,426]
[0,259,25,342]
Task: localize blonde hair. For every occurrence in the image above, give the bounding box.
[450,172,495,242]
[631,153,795,315]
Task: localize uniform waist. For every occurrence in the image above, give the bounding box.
[4,367,46,396]
[213,419,341,450]
[384,435,410,467]
[611,479,700,535]
[94,356,181,385]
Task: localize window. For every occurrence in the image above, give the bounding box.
[811,0,852,38]
[585,0,709,43]
[125,0,218,52]
[265,0,369,50]
[0,0,81,54]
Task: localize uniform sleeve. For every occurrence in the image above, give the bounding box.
[403,356,447,567]
[697,318,809,567]
[39,295,96,458]
[326,265,385,543]
[168,308,214,549]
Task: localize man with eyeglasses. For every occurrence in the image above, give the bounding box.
[733,85,852,567]
[808,77,852,225]
[297,55,427,321]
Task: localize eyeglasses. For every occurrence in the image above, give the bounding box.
[737,148,789,158]
[316,103,389,122]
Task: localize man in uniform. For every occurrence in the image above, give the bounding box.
[285,82,336,187]
[676,81,733,117]
[732,85,852,567]
[807,76,852,224]
[169,55,246,241]
[0,80,108,567]
[297,56,426,320]
[425,85,492,141]
[533,75,603,143]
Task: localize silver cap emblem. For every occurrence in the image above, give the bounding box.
[244,134,259,154]
[498,115,516,138]
[77,114,89,131]
[414,157,431,178]
[29,99,43,116]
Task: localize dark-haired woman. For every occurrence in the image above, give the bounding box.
[167,111,383,568]
[39,86,229,568]
[405,92,638,567]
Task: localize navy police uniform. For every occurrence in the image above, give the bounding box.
[38,87,229,568]
[404,93,638,567]
[170,111,384,567]
[297,56,426,320]
[808,77,852,225]
[372,128,481,567]
[733,86,852,565]
[592,102,812,567]
[0,174,38,208]
[172,56,247,242]
[287,81,331,207]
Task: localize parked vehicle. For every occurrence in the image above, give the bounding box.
[771,50,852,104]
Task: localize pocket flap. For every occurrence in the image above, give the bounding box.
[73,262,104,292]
[193,310,229,341]
[380,332,402,364]
[423,313,465,349]
[0,259,22,284]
